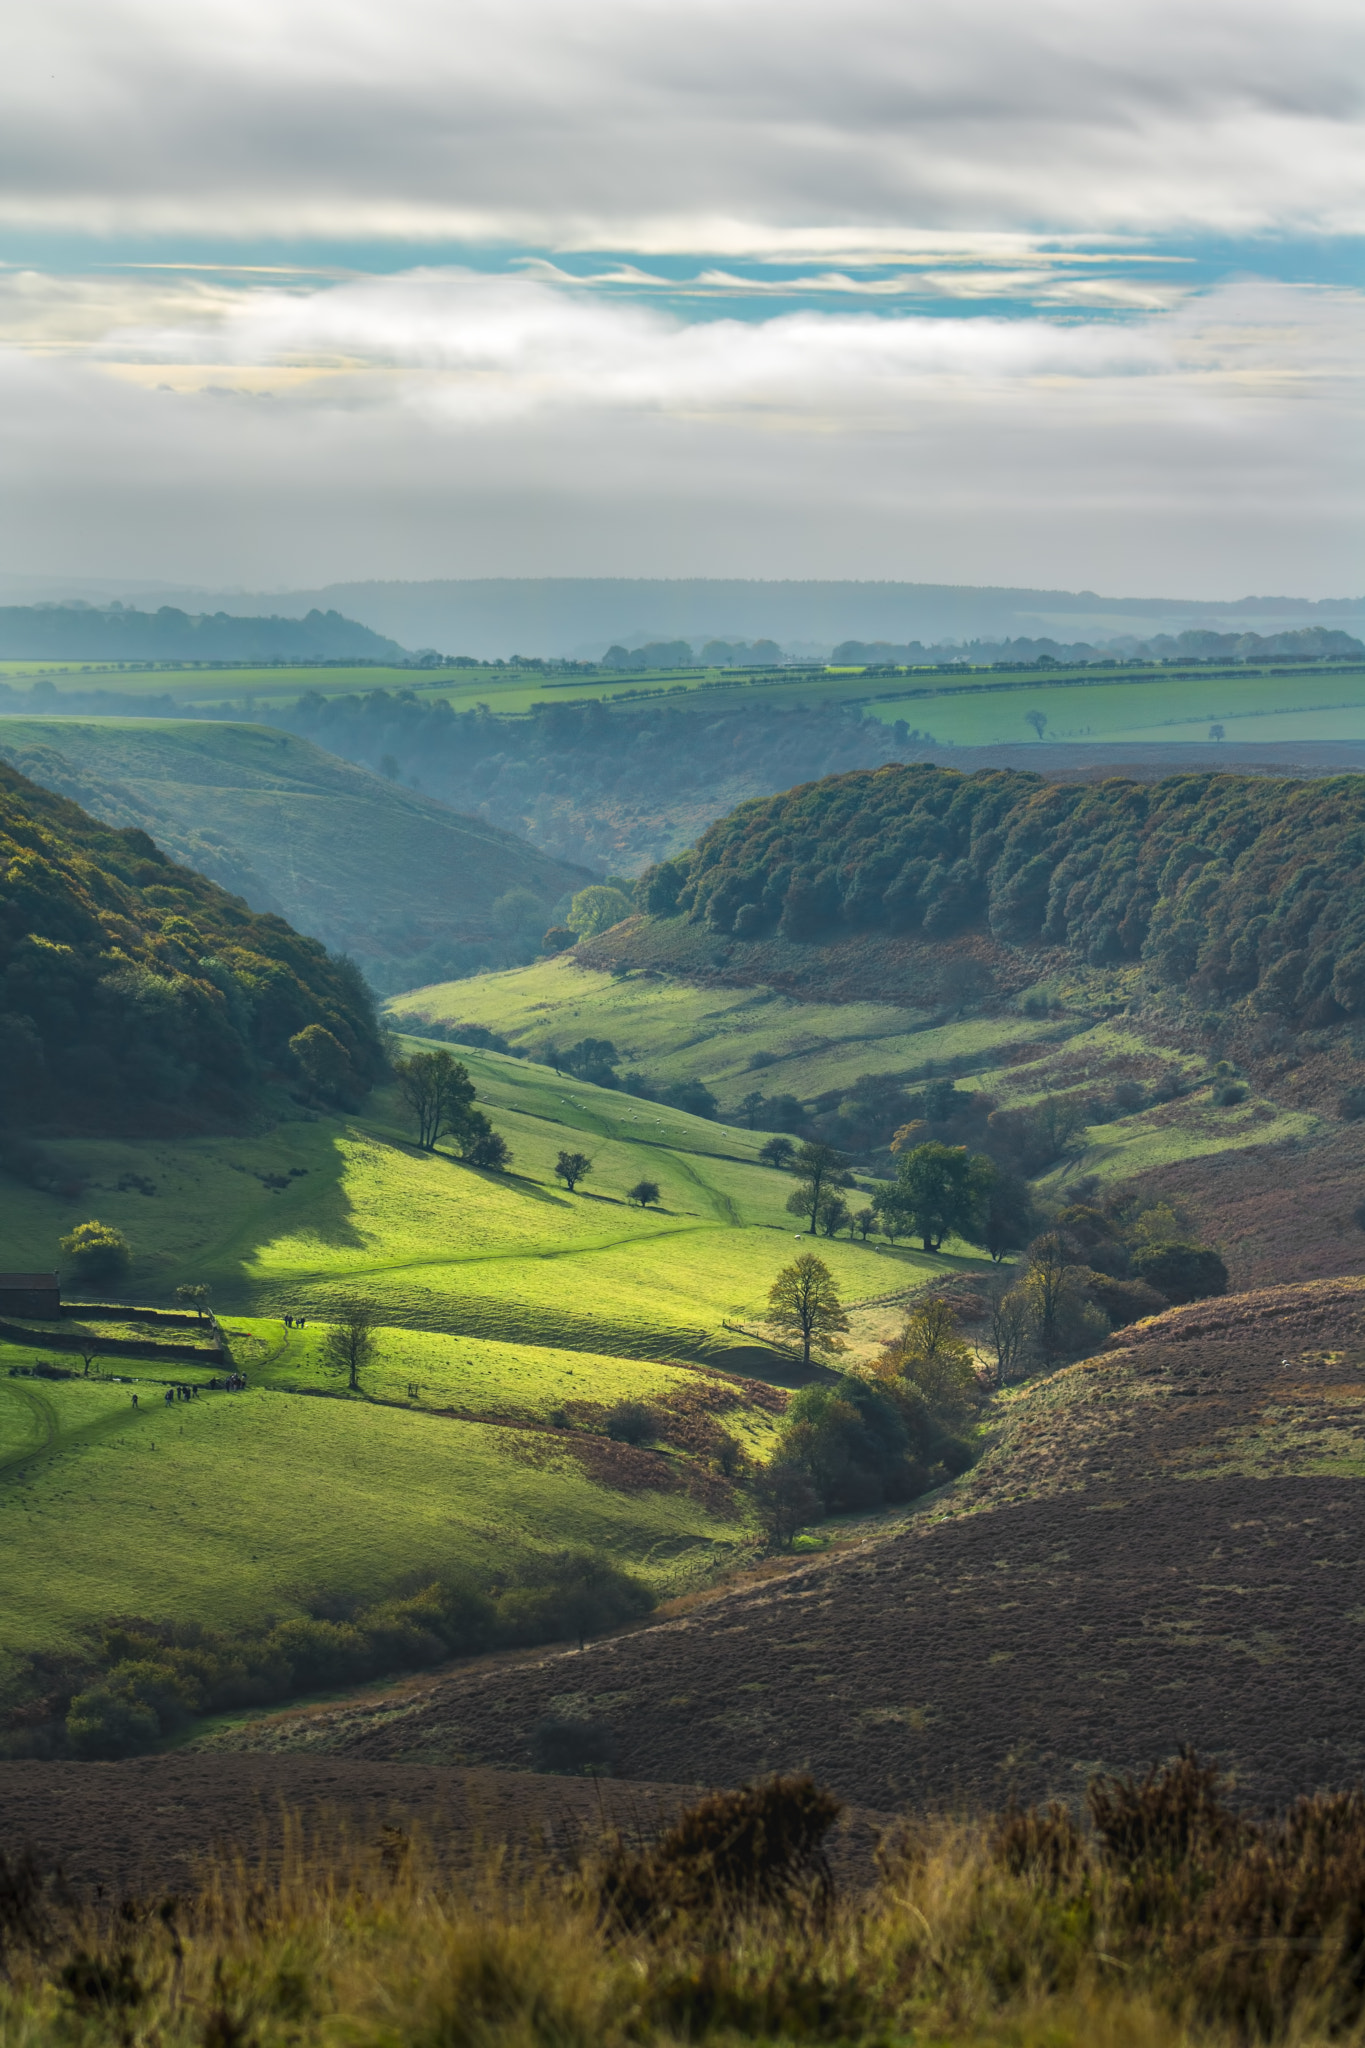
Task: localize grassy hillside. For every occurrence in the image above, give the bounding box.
[388,955,1330,1198]
[0,1322,780,1671]
[0,1033,934,1725]
[204,1277,1365,1817]
[0,756,384,1134]
[0,719,589,990]
[0,1051,959,1354]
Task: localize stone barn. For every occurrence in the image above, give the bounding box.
[0,1273,61,1317]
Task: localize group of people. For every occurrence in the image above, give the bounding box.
[283,1313,309,1328]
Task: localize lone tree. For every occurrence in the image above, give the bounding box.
[626,1179,661,1208]
[767,1252,850,1367]
[554,1150,592,1192]
[174,1282,212,1322]
[1025,709,1048,740]
[322,1299,377,1392]
[784,1141,848,1236]
[59,1220,131,1290]
[394,1048,476,1151]
[759,1136,795,1169]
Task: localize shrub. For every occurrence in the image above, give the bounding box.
[598,1775,843,1931]
[59,1219,130,1288]
[65,1686,158,1759]
[605,1399,659,1445]
[465,1128,512,1170]
[1131,1241,1228,1304]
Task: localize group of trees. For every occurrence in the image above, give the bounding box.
[56,1549,654,1758]
[760,1135,1032,1260]
[758,1255,981,1537]
[393,1048,512,1170]
[638,760,1365,1027]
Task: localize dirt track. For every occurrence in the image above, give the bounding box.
[194,1283,1365,1814]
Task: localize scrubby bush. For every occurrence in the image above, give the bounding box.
[44,1558,646,1759]
[1131,1241,1229,1304]
[58,1220,131,1289]
[604,1399,659,1445]
[64,1686,159,1759]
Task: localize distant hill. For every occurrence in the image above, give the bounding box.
[26,579,1364,661]
[0,605,407,663]
[0,721,592,992]
[0,758,386,1133]
[597,762,1365,1029]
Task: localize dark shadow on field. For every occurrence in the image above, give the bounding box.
[207,1121,361,1309]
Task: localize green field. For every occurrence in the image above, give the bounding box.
[0,1048,955,1356]
[0,1020,973,1685]
[0,717,584,974]
[388,955,1070,1102]
[0,1328,776,1670]
[7,653,1364,744]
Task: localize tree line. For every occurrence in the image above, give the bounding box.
[637,761,1365,1026]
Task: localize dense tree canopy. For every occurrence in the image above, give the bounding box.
[642,763,1365,1023]
[0,759,385,1130]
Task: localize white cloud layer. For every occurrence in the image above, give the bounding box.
[0,269,1358,594]
[4,0,1362,244]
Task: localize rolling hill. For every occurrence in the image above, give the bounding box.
[0,720,591,989]
[199,1275,1365,1812]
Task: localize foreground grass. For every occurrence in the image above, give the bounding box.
[7,1761,1365,2048]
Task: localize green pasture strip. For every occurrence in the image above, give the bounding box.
[852,665,1365,745]
[1041,1099,1323,1188]
[9,656,1360,729]
[388,958,1069,1101]
[218,1319,783,1451]
[0,1381,757,1672]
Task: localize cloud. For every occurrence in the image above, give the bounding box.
[0,269,1358,595]
[3,0,1362,246]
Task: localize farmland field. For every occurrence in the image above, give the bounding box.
[6,654,1363,743]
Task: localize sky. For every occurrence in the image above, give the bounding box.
[2,0,1362,598]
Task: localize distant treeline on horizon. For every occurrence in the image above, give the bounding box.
[0,603,408,664]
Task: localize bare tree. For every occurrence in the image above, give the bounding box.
[322,1299,377,1392]
[987,1288,1033,1387]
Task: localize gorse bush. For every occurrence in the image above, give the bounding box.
[12,1554,654,1760]
[643,761,1365,1024]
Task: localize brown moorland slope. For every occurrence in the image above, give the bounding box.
[195,1279,1365,1813]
